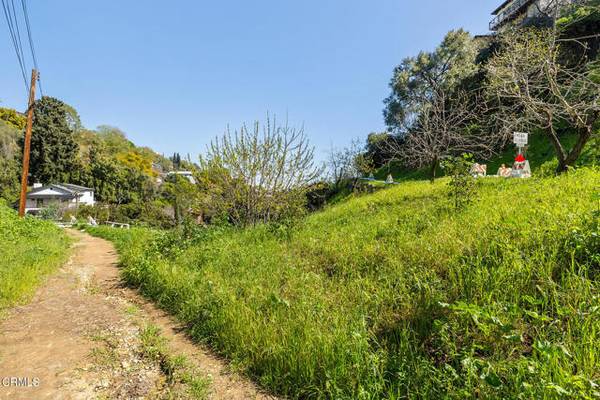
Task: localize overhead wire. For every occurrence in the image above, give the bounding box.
[20,0,42,96]
[1,0,29,92]
[10,0,26,72]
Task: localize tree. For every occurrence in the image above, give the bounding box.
[384,29,479,132]
[328,139,373,186]
[0,121,20,202]
[487,27,600,173]
[198,115,322,226]
[364,132,402,169]
[116,151,157,177]
[162,174,197,225]
[441,153,477,210]
[383,30,500,181]
[0,120,20,160]
[95,125,135,155]
[63,103,83,133]
[87,145,122,203]
[391,90,497,182]
[21,97,79,184]
[171,153,182,170]
[0,107,26,130]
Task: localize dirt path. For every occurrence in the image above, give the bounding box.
[0,229,275,400]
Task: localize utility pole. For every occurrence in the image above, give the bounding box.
[18,69,38,217]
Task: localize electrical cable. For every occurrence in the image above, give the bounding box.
[1,0,29,92]
[20,0,42,96]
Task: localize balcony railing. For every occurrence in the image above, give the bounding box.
[489,0,533,30]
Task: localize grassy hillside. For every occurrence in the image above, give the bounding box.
[0,204,71,312]
[89,169,599,399]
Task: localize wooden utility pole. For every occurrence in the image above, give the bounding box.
[18,69,38,217]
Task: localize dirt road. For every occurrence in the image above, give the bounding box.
[0,229,274,400]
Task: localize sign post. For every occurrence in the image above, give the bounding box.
[512,132,531,178]
[513,132,528,150]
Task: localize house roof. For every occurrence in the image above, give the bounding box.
[26,183,93,199]
[57,183,93,192]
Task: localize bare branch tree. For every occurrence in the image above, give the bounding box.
[487,27,600,173]
[387,88,501,182]
[327,139,372,187]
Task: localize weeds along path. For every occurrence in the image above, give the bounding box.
[0,229,274,400]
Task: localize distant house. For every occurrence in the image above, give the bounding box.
[166,171,196,185]
[25,183,95,214]
[490,0,575,31]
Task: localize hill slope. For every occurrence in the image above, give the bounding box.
[89,169,600,399]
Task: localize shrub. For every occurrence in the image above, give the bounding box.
[0,205,70,311]
[197,115,322,227]
[441,153,477,209]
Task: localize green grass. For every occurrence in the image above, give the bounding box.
[139,324,211,399]
[0,204,70,312]
[88,168,600,399]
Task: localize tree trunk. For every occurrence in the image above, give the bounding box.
[544,127,568,174]
[430,157,438,183]
[560,127,593,173]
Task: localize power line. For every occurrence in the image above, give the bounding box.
[2,0,43,97]
[20,0,42,96]
[2,0,28,91]
[1,0,29,92]
[10,0,26,74]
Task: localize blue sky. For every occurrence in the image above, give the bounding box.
[1,0,500,161]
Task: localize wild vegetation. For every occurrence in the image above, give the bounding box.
[139,324,211,399]
[373,2,600,182]
[88,168,599,398]
[0,203,70,312]
[197,116,322,226]
[0,1,599,398]
[0,99,184,226]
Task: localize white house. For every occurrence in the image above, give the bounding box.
[25,183,95,214]
[165,171,196,185]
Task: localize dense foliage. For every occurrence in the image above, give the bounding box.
[0,121,21,203]
[0,106,26,130]
[0,204,70,311]
[378,2,600,180]
[89,168,600,399]
[22,96,80,184]
[0,100,182,226]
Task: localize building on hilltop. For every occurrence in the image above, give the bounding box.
[490,0,576,31]
[165,171,196,185]
[25,183,95,215]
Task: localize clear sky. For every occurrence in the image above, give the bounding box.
[1,0,500,161]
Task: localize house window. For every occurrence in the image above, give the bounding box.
[36,199,43,208]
